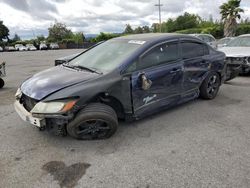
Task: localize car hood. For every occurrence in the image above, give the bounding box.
[219,47,250,57]
[21,66,99,100]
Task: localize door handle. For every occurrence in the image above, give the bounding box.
[170,68,181,73]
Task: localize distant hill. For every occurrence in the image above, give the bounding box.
[85,34,98,39]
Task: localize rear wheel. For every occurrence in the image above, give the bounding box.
[67,103,118,140]
[200,72,220,100]
[0,78,4,88]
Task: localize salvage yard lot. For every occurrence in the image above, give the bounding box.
[0,50,250,188]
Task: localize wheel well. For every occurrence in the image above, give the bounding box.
[91,93,125,120]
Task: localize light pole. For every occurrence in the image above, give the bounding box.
[155,0,163,32]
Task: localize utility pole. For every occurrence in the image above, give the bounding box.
[155,0,163,32]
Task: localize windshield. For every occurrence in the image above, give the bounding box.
[69,40,142,72]
[227,36,250,47]
[218,38,231,45]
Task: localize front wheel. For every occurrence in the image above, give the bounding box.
[200,72,220,100]
[67,103,118,140]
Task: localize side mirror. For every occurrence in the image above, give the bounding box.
[55,60,67,66]
[139,73,152,90]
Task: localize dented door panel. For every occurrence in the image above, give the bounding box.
[131,61,183,117]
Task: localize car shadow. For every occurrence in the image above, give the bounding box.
[42,99,200,154]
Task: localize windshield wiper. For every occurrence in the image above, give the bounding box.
[72,65,102,74]
[63,63,102,74]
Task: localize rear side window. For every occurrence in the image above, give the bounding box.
[181,42,207,59]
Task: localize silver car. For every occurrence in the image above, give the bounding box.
[50,43,59,50]
[26,44,37,51]
[39,43,48,50]
[190,34,217,49]
[217,37,234,49]
[219,34,250,77]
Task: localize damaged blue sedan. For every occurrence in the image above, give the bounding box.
[14,33,226,140]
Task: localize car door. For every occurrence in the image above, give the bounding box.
[181,40,210,93]
[127,40,184,117]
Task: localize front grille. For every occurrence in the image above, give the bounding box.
[20,94,38,112]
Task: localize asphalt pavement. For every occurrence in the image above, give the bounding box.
[0,50,249,188]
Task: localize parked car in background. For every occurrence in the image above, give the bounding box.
[15,44,28,51]
[26,44,37,51]
[217,37,234,49]
[15,33,226,140]
[190,34,217,49]
[4,46,16,52]
[0,46,3,52]
[50,43,59,50]
[39,43,48,50]
[219,34,250,80]
[0,62,6,88]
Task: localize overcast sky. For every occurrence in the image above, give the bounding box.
[0,0,249,39]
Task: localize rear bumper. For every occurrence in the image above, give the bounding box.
[14,100,45,128]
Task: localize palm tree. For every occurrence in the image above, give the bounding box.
[220,0,244,37]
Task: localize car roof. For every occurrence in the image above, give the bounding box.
[113,33,196,42]
[220,37,234,39]
[190,33,215,38]
[239,34,250,37]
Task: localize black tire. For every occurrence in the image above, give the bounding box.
[0,78,4,88]
[200,72,220,100]
[67,103,118,140]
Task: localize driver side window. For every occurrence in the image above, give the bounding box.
[126,42,179,72]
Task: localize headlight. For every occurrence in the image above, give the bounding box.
[245,57,250,65]
[31,100,77,114]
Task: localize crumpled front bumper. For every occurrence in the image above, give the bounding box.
[241,64,250,74]
[14,100,45,128]
[226,56,250,75]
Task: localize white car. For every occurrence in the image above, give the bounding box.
[5,46,16,51]
[0,46,3,52]
[26,44,37,51]
[39,43,48,50]
[15,44,28,51]
[219,34,250,76]
[50,43,59,50]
